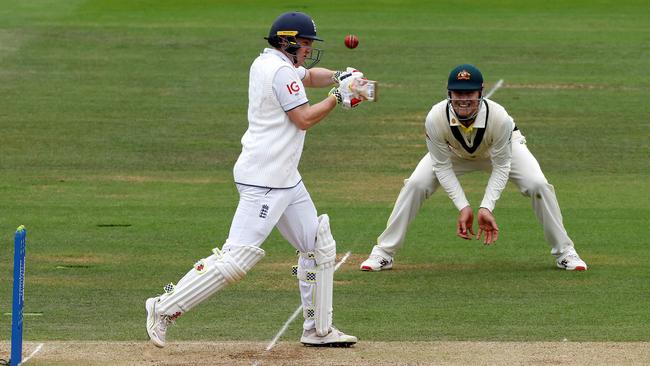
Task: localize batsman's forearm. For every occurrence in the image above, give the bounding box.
[304,67,336,88]
[304,96,338,127]
[287,96,337,130]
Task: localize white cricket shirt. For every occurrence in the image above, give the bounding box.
[233,48,309,188]
[425,98,514,211]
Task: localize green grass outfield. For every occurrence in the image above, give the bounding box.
[1,0,649,347]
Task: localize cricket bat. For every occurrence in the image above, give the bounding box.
[351,78,378,102]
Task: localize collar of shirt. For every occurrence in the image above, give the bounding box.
[447,102,487,133]
[263,48,294,66]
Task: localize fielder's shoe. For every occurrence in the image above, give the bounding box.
[556,249,588,271]
[145,297,174,348]
[360,254,393,271]
[301,326,358,347]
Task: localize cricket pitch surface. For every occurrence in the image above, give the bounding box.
[2,341,648,365]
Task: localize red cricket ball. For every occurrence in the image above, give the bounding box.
[344,34,359,49]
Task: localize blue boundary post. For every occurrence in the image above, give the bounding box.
[10,225,26,366]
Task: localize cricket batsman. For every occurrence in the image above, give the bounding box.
[146,11,371,348]
[360,64,588,272]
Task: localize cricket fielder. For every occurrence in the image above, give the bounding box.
[360,64,587,272]
[146,11,369,348]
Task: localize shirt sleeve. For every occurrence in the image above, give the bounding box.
[295,66,307,80]
[425,111,470,211]
[272,66,309,111]
[479,114,514,211]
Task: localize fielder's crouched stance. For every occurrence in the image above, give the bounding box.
[361,64,587,272]
[146,11,368,348]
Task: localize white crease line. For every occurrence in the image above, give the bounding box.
[485,79,504,99]
[334,251,352,272]
[21,342,44,364]
[263,305,302,353]
[260,251,352,358]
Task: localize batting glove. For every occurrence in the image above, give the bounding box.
[332,67,364,85]
[329,87,343,104]
[329,86,363,109]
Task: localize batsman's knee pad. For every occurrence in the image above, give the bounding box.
[157,245,265,317]
[314,214,336,336]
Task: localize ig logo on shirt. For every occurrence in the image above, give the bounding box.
[286,81,301,95]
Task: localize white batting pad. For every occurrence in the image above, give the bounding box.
[157,245,265,316]
[314,214,336,336]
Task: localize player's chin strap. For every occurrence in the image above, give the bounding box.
[279,36,301,65]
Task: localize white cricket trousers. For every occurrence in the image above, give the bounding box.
[225,181,319,330]
[373,131,575,259]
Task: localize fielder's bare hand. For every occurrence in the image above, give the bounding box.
[476,207,498,245]
[456,206,475,240]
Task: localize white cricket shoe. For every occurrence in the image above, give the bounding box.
[556,249,588,271]
[146,297,174,348]
[360,254,393,271]
[301,326,358,347]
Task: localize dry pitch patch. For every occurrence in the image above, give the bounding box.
[2,341,648,365]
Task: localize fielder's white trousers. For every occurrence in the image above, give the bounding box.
[373,131,575,259]
[225,181,318,330]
